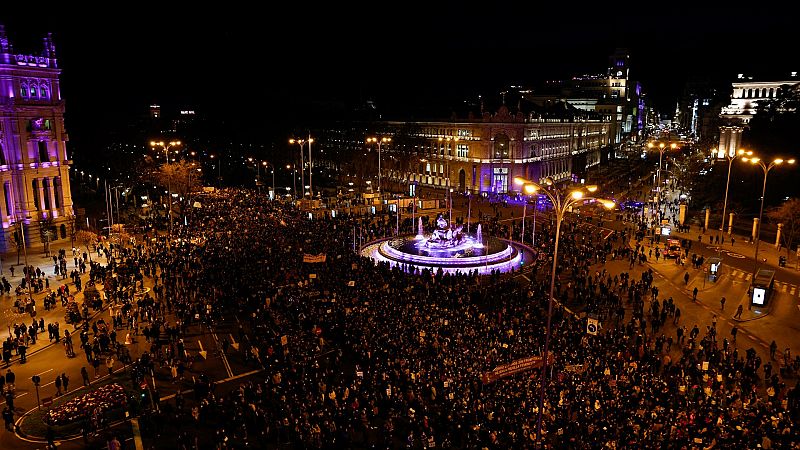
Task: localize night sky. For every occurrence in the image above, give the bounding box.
[2,6,795,154]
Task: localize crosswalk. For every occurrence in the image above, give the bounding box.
[728,268,799,297]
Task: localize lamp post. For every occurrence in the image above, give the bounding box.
[520,184,537,244]
[287,165,297,199]
[307,135,315,198]
[289,139,307,197]
[366,137,391,197]
[647,142,676,218]
[513,176,615,444]
[149,140,181,245]
[740,155,795,276]
[209,154,222,187]
[262,161,275,200]
[716,148,750,234]
[448,188,454,226]
[13,218,35,309]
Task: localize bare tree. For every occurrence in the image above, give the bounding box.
[39,217,54,257]
[76,230,98,262]
[7,228,21,265]
[767,198,800,263]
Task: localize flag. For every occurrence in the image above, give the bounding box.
[303,253,327,263]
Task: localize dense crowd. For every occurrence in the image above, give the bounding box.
[122,187,796,449]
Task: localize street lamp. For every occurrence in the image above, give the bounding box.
[289,138,308,198]
[209,154,221,187]
[366,137,391,196]
[262,161,275,200]
[513,176,615,444]
[716,148,751,234]
[149,140,181,245]
[520,184,537,244]
[287,164,297,199]
[647,141,676,217]
[740,154,795,276]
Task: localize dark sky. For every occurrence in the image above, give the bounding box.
[2,5,796,152]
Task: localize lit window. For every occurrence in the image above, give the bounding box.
[40,85,49,99]
[457,144,469,158]
[30,86,37,97]
[20,85,28,97]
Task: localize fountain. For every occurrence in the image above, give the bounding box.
[361,213,532,275]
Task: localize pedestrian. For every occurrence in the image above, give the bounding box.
[46,425,56,449]
[770,340,778,360]
[731,325,738,343]
[61,372,69,393]
[55,374,62,396]
[81,367,91,386]
[734,304,744,319]
[2,406,13,431]
[108,435,121,450]
[720,296,726,311]
[683,272,689,285]
[106,355,114,375]
[692,287,698,302]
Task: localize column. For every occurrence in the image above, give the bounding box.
[0,182,9,227]
[37,178,46,215]
[58,170,74,214]
[752,218,759,242]
[47,177,57,217]
[776,223,783,248]
[704,208,710,231]
[728,213,735,236]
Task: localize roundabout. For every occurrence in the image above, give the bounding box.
[362,214,535,275]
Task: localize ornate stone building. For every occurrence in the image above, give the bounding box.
[387,105,611,194]
[0,25,74,249]
[720,73,799,124]
[318,100,612,195]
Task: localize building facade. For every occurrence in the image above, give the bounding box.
[0,26,74,249]
[320,103,612,195]
[720,73,799,124]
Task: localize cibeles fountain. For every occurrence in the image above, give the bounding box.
[362,213,533,275]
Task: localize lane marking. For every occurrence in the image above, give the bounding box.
[211,333,234,379]
[34,368,54,377]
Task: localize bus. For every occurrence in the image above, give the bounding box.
[666,239,682,258]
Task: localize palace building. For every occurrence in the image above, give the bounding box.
[720,72,799,124]
[319,98,613,195]
[0,25,74,249]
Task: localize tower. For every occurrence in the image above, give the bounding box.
[608,48,629,81]
[0,25,74,250]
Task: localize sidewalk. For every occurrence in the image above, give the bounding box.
[1,239,103,362]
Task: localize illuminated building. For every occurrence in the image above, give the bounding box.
[0,25,74,248]
[319,99,612,194]
[720,72,799,124]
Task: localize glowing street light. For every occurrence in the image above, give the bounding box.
[741,154,795,276]
[514,176,614,443]
[366,136,391,196]
[149,140,181,243]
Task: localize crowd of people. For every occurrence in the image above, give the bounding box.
[120,188,798,449]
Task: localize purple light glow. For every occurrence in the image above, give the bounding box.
[362,235,533,275]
